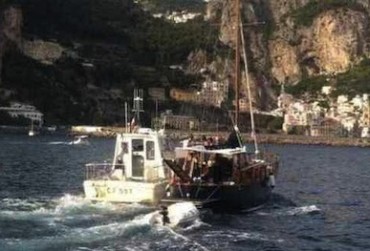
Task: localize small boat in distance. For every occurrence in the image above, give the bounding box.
[28,129,35,137]
[28,120,36,137]
[83,128,169,204]
[70,135,90,145]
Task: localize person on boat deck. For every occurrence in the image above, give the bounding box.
[182,152,200,180]
[188,133,194,145]
[182,152,194,175]
[204,154,233,183]
[226,131,239,148]
[206,137,214,148]
[201,155,214,182]
[201,135,208,146]
[111,157,124,180]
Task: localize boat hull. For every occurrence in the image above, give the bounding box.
[164,182,273,212]
[83,180,167,204]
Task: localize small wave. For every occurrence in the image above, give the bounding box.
[257,205,321,216]
[1,217,153,251]
[181,219,211,232]
[47,141,70,145]
[0,194,150,223]
[286,205,321,215]
[159,226,211,251]
[202,229,282,244]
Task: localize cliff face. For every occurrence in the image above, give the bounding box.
[1,0,370,124]
[205,0,370,108]
[270,6,368,84]
[0,0,216,125]
[0,6,22,85]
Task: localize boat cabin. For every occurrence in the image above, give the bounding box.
[167,146,247,184]
[110,129,166,182]
[83,128,169,203]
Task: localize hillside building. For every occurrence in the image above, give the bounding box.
[0,102,43,126]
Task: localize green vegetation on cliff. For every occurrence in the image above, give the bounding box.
[290,0,366,27]
[285,76,329,97]
[1,0,220,125]
[286,58,370,99]
[138,0,205,12]
[333,58,370,97]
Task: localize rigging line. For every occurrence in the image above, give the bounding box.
[227,111,243,148]
[240,18,259,155]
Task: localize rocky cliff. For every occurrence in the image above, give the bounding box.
[1,0,370,124]
[0,5,22,86]
[204,0,370,108]
[0,0,212,125]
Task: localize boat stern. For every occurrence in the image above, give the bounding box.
[83,180,167,204]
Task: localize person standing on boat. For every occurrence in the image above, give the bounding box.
[182,152,200,181]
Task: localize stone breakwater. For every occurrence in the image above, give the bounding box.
[71,127,370,148]
[167,131,370,148]
[248,134,370,148]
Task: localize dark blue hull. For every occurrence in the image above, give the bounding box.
[164,182,273,212]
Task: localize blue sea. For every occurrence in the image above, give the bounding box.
[0,133,369,251]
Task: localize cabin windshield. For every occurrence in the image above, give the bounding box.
[132,139,144,152]
[146,141,155,160]
[131,139,144,178]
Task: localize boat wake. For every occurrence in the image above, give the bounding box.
[202,229,283,243]
[47,141,71,145]
[285,205,321,215]
[257,205,321,216]
[47,141,88,145]
[0,195,206,251]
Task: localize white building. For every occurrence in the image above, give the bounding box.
[0,102,43,126]
[321,86,332,95]
[196,80,229,107]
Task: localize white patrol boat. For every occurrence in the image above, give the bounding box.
[83,128,169,205]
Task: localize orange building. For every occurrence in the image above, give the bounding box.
[170,88,195,102]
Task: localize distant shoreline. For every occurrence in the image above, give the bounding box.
[70,126,370,148]
[2,125,369,148]
[165,131,370,148]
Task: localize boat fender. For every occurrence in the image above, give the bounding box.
[165,184,171,197]
[268,174,276,188]
[159,205,170,225]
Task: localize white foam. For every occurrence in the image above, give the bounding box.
[286,205,321,216]
[1,217,153,251]
[164,227,211,251]
[203,229,282,243]
[47,141,70,145]
[0,194,144,224]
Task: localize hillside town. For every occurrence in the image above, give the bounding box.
[2,82,370,140]
[278,85,370,138]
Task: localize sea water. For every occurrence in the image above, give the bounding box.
[0,133,370,251]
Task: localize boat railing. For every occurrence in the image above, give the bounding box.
[85,163,125,180]
[241,151,279,166]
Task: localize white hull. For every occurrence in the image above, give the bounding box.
[83,180,167,204]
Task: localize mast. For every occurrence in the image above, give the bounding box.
[240,23,259,154]
[132,88,144,123]
[234,0,241,126]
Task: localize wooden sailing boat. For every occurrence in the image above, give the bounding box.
[161,0,279,212]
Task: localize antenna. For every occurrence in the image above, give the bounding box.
[132,88,144,123]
